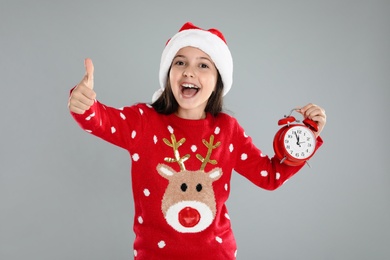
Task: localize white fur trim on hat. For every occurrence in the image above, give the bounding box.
[153,26,233,102]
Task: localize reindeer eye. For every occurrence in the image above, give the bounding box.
[181,183,188,192]
[196,184,202,192]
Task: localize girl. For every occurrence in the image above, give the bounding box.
[68,22,326,260]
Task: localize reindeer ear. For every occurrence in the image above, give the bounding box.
[156,163,176,179]
[208,168,222,181]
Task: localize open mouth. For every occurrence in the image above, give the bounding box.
[181,83,200,98]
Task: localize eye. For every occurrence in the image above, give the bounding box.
[174,60,185,66]
[181,183,188,192]
[196,184,202,192]
[200,63,209,69]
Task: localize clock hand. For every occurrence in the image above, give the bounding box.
[294,132,301,147]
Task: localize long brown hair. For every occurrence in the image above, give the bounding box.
[151,71,224,117]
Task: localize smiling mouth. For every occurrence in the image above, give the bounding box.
[181,83,200,98]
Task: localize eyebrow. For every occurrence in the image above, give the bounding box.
[173,55,213,63]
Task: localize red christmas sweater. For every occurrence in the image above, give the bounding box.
[71,100,323,260]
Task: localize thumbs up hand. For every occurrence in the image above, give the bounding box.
[68,58,97,114]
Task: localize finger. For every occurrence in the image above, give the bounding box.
[68,98,89,114]
[69,105,85,114]
[297,103,314,116]
[74,84,97,100]
[74,99,93,110]
[84,58,94,89]
[69,94,95,112]
[69,103,87,114]
[299,104,323,119]
[72,92,95,107]
[311,115,326,137]
[306,107,325,121]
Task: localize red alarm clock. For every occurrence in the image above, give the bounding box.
[273,108,318,166]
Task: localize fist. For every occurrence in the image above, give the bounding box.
[68,58,96,114]
[297,103,326,138]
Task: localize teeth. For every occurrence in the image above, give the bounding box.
[182,83,199,89]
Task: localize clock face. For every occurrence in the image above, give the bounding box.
[283,126,316,160]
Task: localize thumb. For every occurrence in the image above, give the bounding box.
[84,58,94,89]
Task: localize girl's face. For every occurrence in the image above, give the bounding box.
[169,46,218,119]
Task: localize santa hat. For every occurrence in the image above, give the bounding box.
[153,22,233,102]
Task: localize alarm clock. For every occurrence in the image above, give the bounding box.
[273,109,318,166]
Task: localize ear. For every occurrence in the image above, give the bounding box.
[156,163,176,179]
[208,167,222,181]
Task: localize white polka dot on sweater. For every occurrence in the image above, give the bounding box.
[276,172,281,180]
[132,153,139,161]
[131,130,136,139]
[260,153,266,157]
[224,183,228,191]
[216,236,223,243]
[134,250,137,257]
[241,153,248,160]
[229,144,234,152]
[167,125,174,134]
[85,129,92,133]
[260,170,268,177]
[158,240,166,248]
[153,135,158,144]
[138,216,143,224]
[120,112,126,120]
[224,213,230,220]
[85,112,95,121]
[191,145,197,152]
[243,132,248,138]
[143,189,150,197]
[111,126,116,134]
[214,127,220,134]
[139,108,144,115]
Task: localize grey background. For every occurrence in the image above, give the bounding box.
[1,0,389,259]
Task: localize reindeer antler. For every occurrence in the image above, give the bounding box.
[196,135,221,171]
[163,134,190,171]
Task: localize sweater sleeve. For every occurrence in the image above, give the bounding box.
[69,90,145,151]
[232,120,323,190]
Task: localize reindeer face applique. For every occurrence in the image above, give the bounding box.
[157,134,222,233]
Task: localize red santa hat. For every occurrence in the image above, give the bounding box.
[153,22,233,102]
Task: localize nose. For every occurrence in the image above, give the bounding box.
[183,68,195,78]
[178,207,200,228]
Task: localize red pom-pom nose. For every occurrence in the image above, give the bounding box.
[178,207,200,227]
